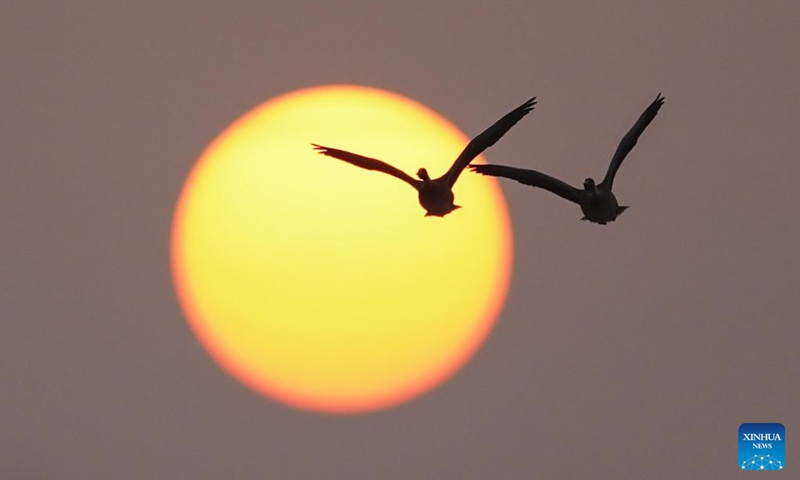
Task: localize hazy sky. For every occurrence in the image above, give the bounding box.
[2,1,798,478]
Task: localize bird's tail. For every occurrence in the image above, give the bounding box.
[617,206,629,216]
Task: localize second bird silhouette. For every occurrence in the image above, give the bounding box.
[470,94,665,224]
[312,96,537,217]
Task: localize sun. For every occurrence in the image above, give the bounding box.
[171,85,514,413]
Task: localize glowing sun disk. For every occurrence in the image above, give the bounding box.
[171,85,514,413]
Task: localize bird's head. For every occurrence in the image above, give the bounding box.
[416,168,431,181]
[583,178,596,191]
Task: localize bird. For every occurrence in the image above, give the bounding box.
[470,94,665,224]
[311,96,537,217]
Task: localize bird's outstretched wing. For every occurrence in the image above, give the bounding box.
[470,164,581,204]
[601,94,665,190]
[312,144,422,190]
[444,97,537,187]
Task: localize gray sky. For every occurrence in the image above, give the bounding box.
[2,1,798,478]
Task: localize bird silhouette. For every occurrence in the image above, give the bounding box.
[470,94,664,224]
[312,96,537,217]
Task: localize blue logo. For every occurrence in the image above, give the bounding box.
[739,423,785,470]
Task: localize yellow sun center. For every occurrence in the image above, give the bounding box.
[171,85,514,413]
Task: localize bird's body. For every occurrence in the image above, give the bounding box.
[416,171,459,217]
[578,180,627,224]
[313,96,537,217]
[470,94,664,225]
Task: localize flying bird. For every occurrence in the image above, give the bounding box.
[312,96,537,217]
[470,94,665,224]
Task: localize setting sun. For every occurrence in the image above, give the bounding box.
[171,85,514,413]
